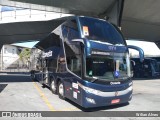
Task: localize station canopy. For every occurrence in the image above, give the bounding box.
[1,0,160,48]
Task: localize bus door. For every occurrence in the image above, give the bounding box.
[35,57,44,83]
[42,59,49,85]
[62,23,83,101]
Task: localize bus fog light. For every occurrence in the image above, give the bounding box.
[86,97,96,104]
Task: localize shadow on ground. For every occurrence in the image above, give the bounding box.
[0,74,32,82]
[41,83,129,111]
[65,98,129,112]
[0,84,8,93]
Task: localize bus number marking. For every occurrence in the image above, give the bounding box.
[108,46,116,51]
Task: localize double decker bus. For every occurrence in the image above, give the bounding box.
[31,16,144,108]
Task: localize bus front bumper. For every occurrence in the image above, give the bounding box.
[82,86,132,108]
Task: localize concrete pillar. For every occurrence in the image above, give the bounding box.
[0,46,3,71]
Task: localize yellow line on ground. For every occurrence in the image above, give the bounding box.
[33,81,56,111]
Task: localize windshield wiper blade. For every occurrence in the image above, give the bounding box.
[90,40,113,45]
[91,78,99,83]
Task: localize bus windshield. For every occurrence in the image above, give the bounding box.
[86,53,131,81]
[79,17,125,45]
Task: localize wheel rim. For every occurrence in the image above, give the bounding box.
[59,83,64,96]
[51,81,56,91]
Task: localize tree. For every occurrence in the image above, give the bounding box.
[19,48,31,67]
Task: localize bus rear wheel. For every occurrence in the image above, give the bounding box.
[58,81,65,100]
[50,79,57,94]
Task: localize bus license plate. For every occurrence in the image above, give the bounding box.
[111,99,120,104]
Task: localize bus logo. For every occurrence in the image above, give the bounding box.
[115,91,118,96]
[110,82,120,85]
[42,50,53,58]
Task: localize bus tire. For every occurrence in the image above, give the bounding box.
[50,79,57,94]
[58,80,65,100]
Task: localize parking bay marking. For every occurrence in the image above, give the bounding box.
[33,80,79,111]
[33,81,55,111]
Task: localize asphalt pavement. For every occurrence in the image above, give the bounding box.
[0,74,160,119]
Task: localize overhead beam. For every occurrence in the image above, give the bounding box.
[98,0,124,26]
[0,18,67,49]
[121,19,160,41]
[0,0,115,17]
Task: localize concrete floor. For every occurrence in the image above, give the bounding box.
[0,74,160,119]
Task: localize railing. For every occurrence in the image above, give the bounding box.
[0,54,31,73]
[0,7,71,23]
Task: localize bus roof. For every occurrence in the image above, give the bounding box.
[34,16,75,50]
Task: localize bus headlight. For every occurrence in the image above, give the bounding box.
[84,87,99,94]
[86,97,96,104]
[78,82,100,95]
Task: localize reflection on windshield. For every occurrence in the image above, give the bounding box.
[86,53,130,81]
[79,17,125,45]
[86,56,114,80]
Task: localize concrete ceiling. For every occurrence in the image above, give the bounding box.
[1,0,122,22]
[0,18,67,48]
[0,0,124,49]
[121,0,160,43]
[1,0,160,48]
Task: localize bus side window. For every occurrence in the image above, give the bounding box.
[48,59,57,72]
[64,42,82,77]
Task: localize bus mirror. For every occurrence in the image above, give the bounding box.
[72,39,84,44]
[127,45,144,62]
[130,60,135,78]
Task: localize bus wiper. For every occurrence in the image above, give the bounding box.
[91,78,98,83]
[91,76,99,83]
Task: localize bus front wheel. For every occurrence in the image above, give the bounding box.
[58,81,65,100]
